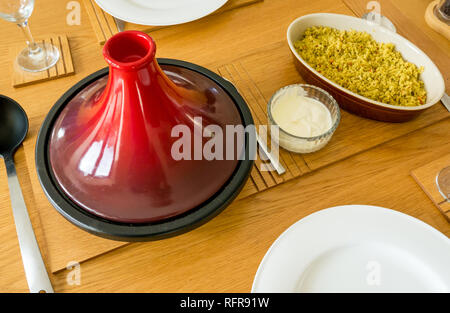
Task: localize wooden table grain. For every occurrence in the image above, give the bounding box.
[0,0,448,292]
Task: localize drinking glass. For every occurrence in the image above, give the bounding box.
[0,0,59,72]
[436,166,450,201]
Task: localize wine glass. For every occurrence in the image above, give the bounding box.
[0,0,59,72]
[436,166,450,201]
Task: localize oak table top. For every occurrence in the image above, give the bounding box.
[0,0,448,292]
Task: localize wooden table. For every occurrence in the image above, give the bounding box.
[0,0,448,292]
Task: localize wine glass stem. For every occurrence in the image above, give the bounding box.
[17,20,41,54]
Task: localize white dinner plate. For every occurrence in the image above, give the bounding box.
[252,205,450,293]
[95,0,229,26]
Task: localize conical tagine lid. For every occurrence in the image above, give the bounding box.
[48,31,244,223]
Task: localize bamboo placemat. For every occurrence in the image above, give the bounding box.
[219,62,311,200]
[84,0,264,45]
[21,4,450,274]
[411,155,450,221]
[9,34,74,88]
[25,39,449,274]
[228,39,450,169]
[221,41,449,196]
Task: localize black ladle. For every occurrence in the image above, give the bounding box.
[0,95,53,293]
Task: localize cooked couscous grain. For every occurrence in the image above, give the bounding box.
[294,26,427,106]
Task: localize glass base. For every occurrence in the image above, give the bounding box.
[436,166,450,200]
[16,42,60,72]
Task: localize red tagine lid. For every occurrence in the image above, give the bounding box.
[48,31,243,223]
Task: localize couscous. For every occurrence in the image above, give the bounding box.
[294,26,427,106]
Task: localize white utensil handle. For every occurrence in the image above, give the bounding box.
[4,155,54,293]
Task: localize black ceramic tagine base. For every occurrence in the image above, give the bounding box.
[36,58,254,242]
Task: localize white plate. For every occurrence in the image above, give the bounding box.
[252,205,450,293]
[95,0,228,26]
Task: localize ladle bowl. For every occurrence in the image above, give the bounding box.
[0,95,53,293]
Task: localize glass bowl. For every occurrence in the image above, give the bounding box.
[267,84,340,154]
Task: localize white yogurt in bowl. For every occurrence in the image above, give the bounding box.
[272,87,333,138]
[268,85,340,154]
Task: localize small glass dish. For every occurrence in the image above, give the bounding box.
[267,84,340,154]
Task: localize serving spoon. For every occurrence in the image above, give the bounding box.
[0,95,53,293]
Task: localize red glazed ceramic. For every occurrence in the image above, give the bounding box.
[49,31,243,223]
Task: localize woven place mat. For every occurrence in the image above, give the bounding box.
[9,34,74,88]
[411,155,450,221]
[24,33,450,275]
[21,6,449,274]
[220,41,449,196]
[83,0,264,45]
[219,62,311,200]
